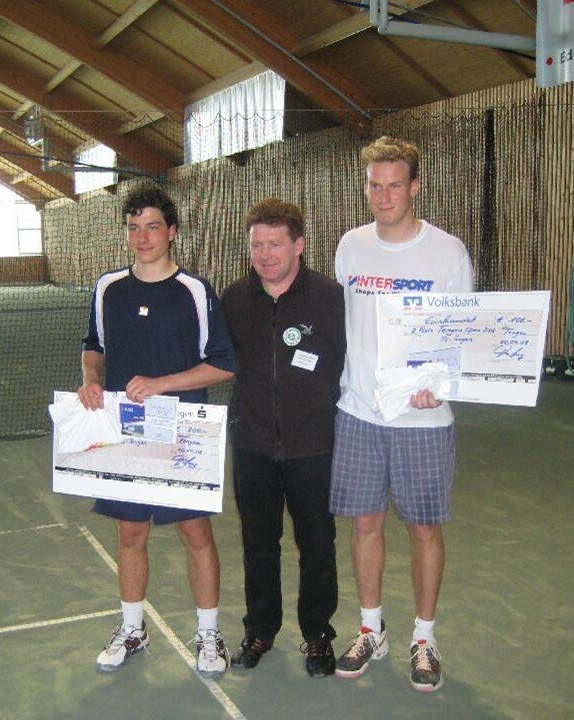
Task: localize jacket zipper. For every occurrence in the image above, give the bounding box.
[271,297,282,457]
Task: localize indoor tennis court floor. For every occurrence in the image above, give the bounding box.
[1,378,572,720]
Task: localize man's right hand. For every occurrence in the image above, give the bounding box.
[77,382,104,411]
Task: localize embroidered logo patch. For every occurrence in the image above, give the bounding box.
[283,327,302,347]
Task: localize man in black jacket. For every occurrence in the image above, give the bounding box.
[222,197,345,678]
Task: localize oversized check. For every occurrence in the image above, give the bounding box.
[53,391,227,512]
[376,291,551,406]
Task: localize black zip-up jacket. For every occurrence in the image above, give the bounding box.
[221,261,346,460]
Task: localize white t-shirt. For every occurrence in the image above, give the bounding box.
[336,220,474,428]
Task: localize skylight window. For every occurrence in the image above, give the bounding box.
[74,143,117,194]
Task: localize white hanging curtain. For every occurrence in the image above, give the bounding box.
[184,70,285,164]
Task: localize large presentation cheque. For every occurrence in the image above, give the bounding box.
[52,392,227,512]
[376,291,551,406]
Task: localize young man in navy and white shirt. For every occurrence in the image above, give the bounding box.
[79,184,235,677]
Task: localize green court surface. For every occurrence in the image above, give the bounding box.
[1,379,572,720]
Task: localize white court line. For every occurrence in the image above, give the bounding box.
[0,522,66,536]
[78,525,247,720]
[0,609,118,635]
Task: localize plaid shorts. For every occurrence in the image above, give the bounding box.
[329,410,455,525]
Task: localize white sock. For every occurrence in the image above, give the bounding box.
[360,606,383,634]
[121,600,144,629]
[197,606,219,632]
[412,616,435,644]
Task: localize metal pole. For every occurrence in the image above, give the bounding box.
[376,20,535,53]
[369,0,380,28]
[380,1,388,32]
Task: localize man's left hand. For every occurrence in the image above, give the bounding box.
[125,375,164,403]
[409,389,442,410]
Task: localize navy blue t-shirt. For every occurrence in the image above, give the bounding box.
[82,266,235,403]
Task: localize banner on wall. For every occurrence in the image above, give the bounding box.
[537,0,574,87]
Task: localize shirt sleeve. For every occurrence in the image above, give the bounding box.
[81,285,104,353]
[335,238,346,286]
[202,281,236,373]
[447,242,474,293]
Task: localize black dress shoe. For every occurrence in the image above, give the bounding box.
[301,633,336,678]
[231,637,270,669]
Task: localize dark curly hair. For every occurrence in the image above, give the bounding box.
[122,183,179,229]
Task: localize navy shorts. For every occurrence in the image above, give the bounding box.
[330,410,455,525]
[93,499,212,525]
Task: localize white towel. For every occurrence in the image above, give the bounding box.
[49,393,124,453]
[373,362,451,423]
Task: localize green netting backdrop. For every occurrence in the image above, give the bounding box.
[1,99,572,439]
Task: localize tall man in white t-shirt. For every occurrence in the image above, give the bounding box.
[330,136,473,692]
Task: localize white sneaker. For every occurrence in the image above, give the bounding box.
[96,622,149,672]
[195,629,230,678]
[335,627,389,678]
[410,639,444,692]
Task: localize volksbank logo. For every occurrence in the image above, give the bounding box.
[403,296,423,308]
[402,295,480,309]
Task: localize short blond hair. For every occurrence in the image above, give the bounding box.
[361,136,419,181]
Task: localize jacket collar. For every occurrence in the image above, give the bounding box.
[248,257,308,296]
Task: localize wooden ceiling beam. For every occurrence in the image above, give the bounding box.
[0,137,74,197]
[296,13,371,56]
[44,0,163,94]
[177,0,373,133]
[11,101,34,122]
[97,0,161,46]
[0,109,33,142]
[10,171,31,184]
[0,168,51,204]
[10,0,162,124]
[0,53,173,176]
[0,0,184,118]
